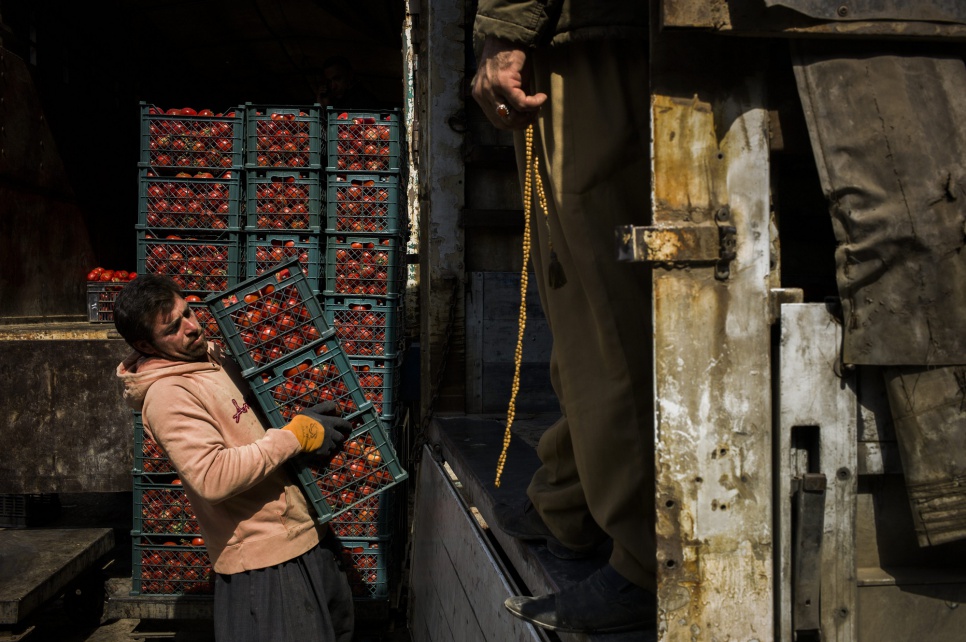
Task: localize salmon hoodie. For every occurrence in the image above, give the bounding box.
[117,343,321,574]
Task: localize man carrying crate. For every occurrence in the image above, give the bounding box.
[113,274,355,642]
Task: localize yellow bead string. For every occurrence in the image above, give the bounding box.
[496,124,549,487]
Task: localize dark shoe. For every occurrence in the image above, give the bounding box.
[504,564,656,633]
[492,499,594,560]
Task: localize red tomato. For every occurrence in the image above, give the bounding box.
[99,270,115,281]
[191,537,205,547]
[87,268,103,281]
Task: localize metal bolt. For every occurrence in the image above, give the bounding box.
[837,5,849,17]
[836,467,851,481]
[836,607,849,619]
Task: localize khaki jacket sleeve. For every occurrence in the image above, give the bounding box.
[473,0,562,50]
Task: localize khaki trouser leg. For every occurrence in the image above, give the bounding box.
[512,38,656,590]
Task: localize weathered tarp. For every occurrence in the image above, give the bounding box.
[793,42,966,365]
[767,0,966,24]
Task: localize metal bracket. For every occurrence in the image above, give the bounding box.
[615,206,737,280]
[792,472,827,636]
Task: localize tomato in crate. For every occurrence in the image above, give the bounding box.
[132,538,213,596]
[326,173,401,235]
[245,170,322,232]
[292,405,407,526]
[204,260,331,376]
[326,108,400,173]
[324,296,402,358]
[246,233,322,291]
[139,168,241,231]
[140,103,244,171]
[245,105,322,169]
[137,231,242,296]
[324,236,403,298]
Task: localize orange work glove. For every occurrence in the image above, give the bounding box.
[282,402,351,455]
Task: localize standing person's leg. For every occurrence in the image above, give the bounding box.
[503,37,656,633]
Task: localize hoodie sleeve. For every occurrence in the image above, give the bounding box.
[143,379,302,504]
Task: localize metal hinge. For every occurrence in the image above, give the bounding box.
[615,206,737,280]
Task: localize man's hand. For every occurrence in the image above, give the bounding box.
[282,402,351,455]
[472,36,548,130]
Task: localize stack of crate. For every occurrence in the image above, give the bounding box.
[243,105,324,293]
[205,261,406,601]
[132,102,407,603]
[130,411,214,596]
[322,107,405,597]
[136,103,245,351]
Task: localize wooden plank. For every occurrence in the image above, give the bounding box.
[429,416,656,642]
[465,272,553,414]
[409,445,547,642]
[650,25,774,641]
[0,528,113,624]
[778,304,857,642]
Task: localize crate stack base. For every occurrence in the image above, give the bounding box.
[131,412,214,596]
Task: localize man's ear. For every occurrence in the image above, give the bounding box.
[133,339,158,356]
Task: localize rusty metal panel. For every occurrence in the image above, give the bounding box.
[0,339,132,493]
[764,0,966,23]
[650,29,774,640]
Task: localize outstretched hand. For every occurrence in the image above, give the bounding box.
[471,37,548,130]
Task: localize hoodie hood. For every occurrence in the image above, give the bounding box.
[117,343,225,411]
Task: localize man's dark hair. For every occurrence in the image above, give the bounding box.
[114,274,183,348]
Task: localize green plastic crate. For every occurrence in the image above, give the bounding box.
[204,259,331,376]
[139,167,242,231]
[326,108,401,173]
[324,295,403,359]
[137,230,242,296]
[338,539,389,601]
[245,104,322,169]
[324,235,404,298]
[131,481,201,538]
[245,232,323,291]
[140,102,244,171]
[248,335,368,426]
[325,173,401,235]
[131,538,213,596]
[295,405,407,527]
[245,169,323,232]
[351,355,402,420]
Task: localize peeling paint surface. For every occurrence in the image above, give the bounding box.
[651,40,774,640]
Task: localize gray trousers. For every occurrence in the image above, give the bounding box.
[214,541,354,642]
